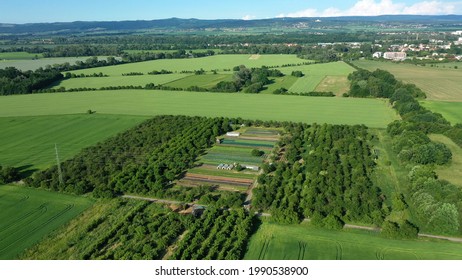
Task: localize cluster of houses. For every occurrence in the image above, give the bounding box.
[373,51,407,61]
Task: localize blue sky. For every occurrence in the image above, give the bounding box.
[1,0,461,23]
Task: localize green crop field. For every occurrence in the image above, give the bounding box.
[353,60,462,102]
[245,222,462,260]
[0,52,43,60]
[164,74,233,89]
[188,167,257,180]
[0,185,93,260]
[315,76,350,95]
[420,100,462,125]
[201,145,264,166]
[280,62,354,93]
[52,74,189,89]
[67,54,310,76]
[0,114,147,170]
[0,90,398,128]
[289,76,325,93]
[429,134,462,187]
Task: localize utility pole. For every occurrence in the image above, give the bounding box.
[55,143,64,186]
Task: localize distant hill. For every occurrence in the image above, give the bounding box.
[1,15,462,35]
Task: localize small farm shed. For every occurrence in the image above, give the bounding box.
[244,165,260,171]
[226,132,240,137]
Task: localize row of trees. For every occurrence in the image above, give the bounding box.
[273,87,335,97]
[253,123,385,226]
[82,201,186,260]
[170,207,254,260]
[349,67,462,235]
[26,116,231,198]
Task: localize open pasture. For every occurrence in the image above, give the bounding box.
[0,185,93,260]
[429,134,462,187]
[0,114,147,171]
[420,100,462,125]
[0,90,399,128]
[245,222,462,260]
[315,76,350,95]
[353,60,462,102]
[280,62,354,93]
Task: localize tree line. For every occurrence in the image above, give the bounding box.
[0,67,63,95]
[348,67,462,235]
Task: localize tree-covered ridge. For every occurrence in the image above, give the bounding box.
[26,115,231,197]
[253,123,384,226]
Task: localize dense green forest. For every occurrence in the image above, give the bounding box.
[253,123,384,227]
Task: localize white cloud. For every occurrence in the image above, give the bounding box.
[242,15,256,20]
[278,0,460,17]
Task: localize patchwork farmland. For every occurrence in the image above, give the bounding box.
[179,127,281,192]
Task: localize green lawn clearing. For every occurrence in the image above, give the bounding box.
[420,100,462,125]
[429,134,462,187]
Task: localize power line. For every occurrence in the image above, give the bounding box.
[55,143,64,186]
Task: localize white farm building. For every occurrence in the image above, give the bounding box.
[226,132,240,137]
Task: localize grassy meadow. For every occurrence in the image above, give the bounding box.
[0,114,147,170]
[0,90,398,128]
[353,60,462,102]
[420,100,462,125]
[429,134,462,187]
[245,221,462,260]
[0,185,93,260]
